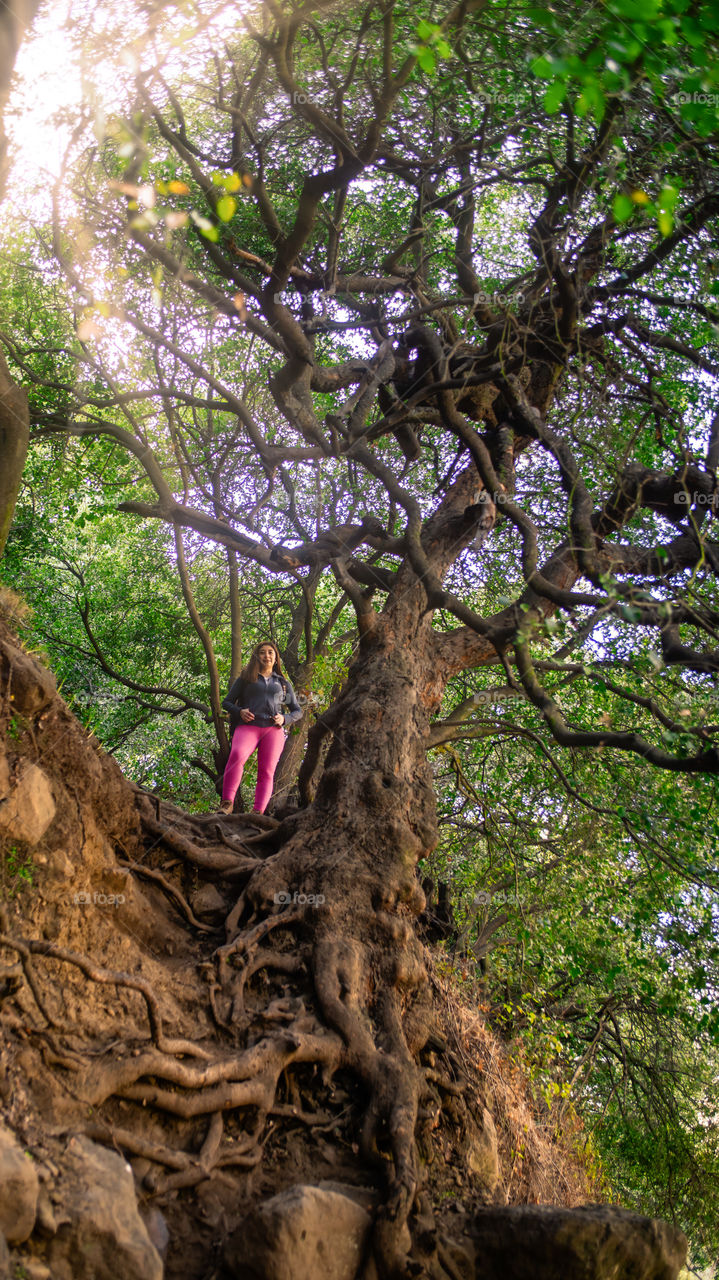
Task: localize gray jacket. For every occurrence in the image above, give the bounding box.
[222,672,303,729]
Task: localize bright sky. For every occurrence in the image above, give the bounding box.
[5,0,243,212]
[7,3,84,191]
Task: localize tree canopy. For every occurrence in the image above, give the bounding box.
[2,0,719,1267]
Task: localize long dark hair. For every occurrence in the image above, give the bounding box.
[241,640,284,685]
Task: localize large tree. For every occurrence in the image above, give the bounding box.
[0,0,41,555]
[3,0,719,1271]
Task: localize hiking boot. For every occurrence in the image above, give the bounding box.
[218,800,234,815]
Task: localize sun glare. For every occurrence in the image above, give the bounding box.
[5,0,244,214]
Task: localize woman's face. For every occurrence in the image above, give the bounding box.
[258,644,276,668]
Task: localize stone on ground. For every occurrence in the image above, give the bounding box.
[225,1183,373,1280]
[47,1135,163,1280]
[469,1204,687,1280]
[0,1123,39,1244]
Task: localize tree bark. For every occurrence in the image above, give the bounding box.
[0,351,29,560]
[233,602,447,1272]
[0,0,40,559]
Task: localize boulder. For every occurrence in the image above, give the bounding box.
[0,1230,10,1280]
[47,1136,163,1280]
[0,763,56,845]
[0,640,56,715]
[0,1123,39,1244]
[142,1206,170,1260]
[465,1107,499,1191]
[191,883,228,919]
[18,1262,51,1280]
[225,1184,373,1280]
[469,1204,687,1280]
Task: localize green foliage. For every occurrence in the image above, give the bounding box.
[529,0,719,134]
[2,844,35,898]
[412,19,452,74]
[429,664,719,1261]
[1,0,718,1255]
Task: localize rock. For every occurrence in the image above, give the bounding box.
[43,848,74,880]
[21,1262,51,1280]
[190,884,227,918]
[0,1231,10,1280]
[0,1123,39,1244]
[47,1136,163,1280]
[469,1204,687,1280]
[35,1186,58,1237]
[316,1182,412,1254]
[225,1184,373,1280]
[465,1108,499,1192]
[317,1180,377,1212]
[0,640,56,715]
[0,763,56,845]
[0,750,9,800]
[142,1206,170,1259]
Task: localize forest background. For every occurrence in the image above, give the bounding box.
[1,0,718,1270]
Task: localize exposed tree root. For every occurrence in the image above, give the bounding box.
[0,928,210,1058]
[108,1024,343,1118]
[0,914,61,1029]
[217,907,301,966]
[83,1112,264,1195]
[226,948,307,1022]
[2,644,497,1280]
[138,804,260,876]
[119,860,215,932]
[191,809,280,832]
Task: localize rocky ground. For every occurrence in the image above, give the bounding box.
[0,616,688,1279]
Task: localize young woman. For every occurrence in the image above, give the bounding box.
[219,641,303,814]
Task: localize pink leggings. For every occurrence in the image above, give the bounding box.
[222,724,286,813]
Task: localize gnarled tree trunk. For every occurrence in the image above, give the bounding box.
[0,0,39,559]
[0,354,29,559]
[220,485,488,1273]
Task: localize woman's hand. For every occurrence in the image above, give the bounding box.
[272,713,285,727]
[240,708,255,723]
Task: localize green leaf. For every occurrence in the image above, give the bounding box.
[531,55,555,79]
[544,79,567,113]
[613,192,635,222]
[216,196,237,222]
[417,46,436,73]
[525,7,559,30]
[658,183,679,211]
[610,0,660,20]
